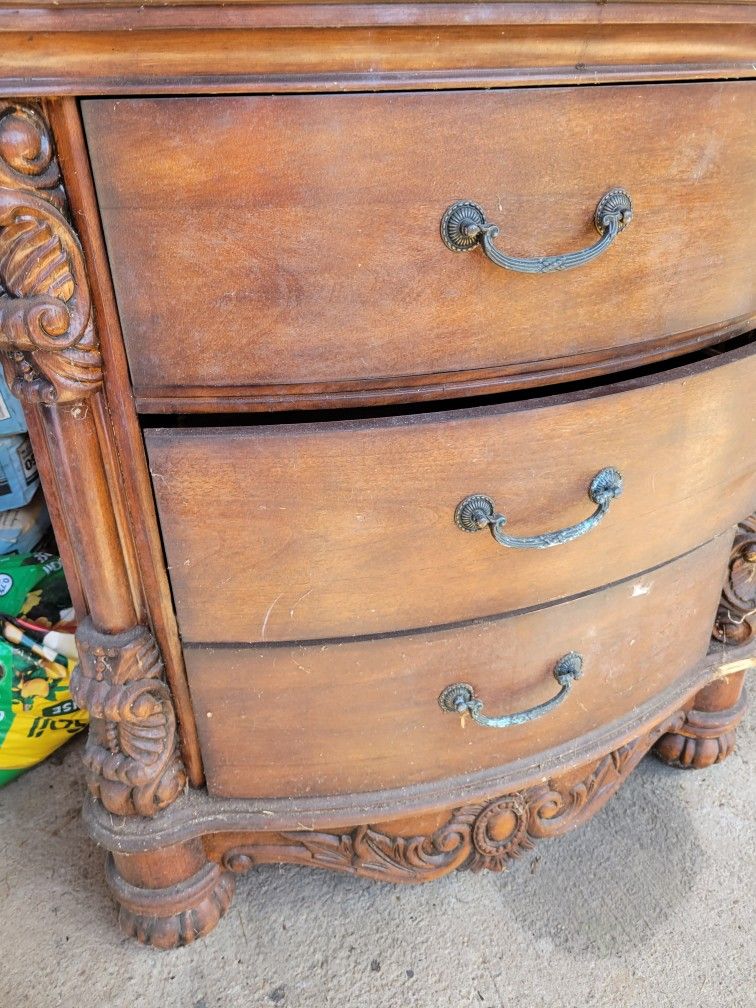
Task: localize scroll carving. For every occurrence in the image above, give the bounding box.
[222,713,683,884]
[70,619,186,817]
[0,101,102,403]
[712,514,756,647]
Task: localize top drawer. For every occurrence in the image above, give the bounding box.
[82,83,755,412]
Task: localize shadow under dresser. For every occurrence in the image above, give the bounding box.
[0,0,754,947]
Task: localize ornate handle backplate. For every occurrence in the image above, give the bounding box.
[455,467,623,550]
[441,189,632,274]
[439,652,583,729]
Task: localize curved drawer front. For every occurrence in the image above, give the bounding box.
[83,82,755,411]
[145,341,756,643]
[187,535,731,798]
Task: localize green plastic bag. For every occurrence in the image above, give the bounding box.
[0,640,86,785]
[0,553,86,785]
[0,552,62,619]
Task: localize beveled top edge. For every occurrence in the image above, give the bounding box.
[1,0,753,95]
[4,0,753,7]
[1,0,753,25]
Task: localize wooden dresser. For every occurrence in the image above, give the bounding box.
[1,0,754,948]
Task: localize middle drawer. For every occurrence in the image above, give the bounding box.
[145,339,755,644]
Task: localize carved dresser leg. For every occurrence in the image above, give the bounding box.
[655,516,753,770]
[108,841,235,950]
[69,619,237,948]
[71,619,236,948]
[654,671,747,769]
[0,100,235,946]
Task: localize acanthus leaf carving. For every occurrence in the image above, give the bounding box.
[222,712,684,884]
[712,513,756,647]
[0,101,102,404]
[70,618,187,818]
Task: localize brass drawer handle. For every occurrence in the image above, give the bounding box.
[439,653,583,729]
[455,467,623,550]
[441,189,632,273]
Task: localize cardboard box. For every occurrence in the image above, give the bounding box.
[0,435,39,511]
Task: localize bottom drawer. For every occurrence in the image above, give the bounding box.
[187,534,731,799]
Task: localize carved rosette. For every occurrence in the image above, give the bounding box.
[222,714,683,884]
[0,101,102,403]
[70,619,187,817]
[712,514,756,647]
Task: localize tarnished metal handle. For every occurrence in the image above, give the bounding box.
[455,467,623,550]
[441,189,632,273]
[438,653,583,729]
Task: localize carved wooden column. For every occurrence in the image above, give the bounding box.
[655,515,754,769]
[0,101,234,947]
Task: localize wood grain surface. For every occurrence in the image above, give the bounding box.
[83,83,755,409]
[145,340,756,643]
[186,534,731,797]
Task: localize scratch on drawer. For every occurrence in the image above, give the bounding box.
[260,592,284,639]
[290,588,313,618]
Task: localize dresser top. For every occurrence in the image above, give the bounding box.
[3,0,751,6]
[0,0,753,95]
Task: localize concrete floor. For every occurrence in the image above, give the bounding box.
[1,705,753,1008]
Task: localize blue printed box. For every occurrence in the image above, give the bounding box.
[0,371,27,436]
[0,435,39,511]
[0,491,50,555]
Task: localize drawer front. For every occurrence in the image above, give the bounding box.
[145,341,756,644]
[83,83,755,411]
[187,535,730,798]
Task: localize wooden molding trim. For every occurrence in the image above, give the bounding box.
[134,316,755,414]
[2,2,754,29]
[0,4,754,96]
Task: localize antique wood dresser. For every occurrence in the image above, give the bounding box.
[1,0,754,948]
